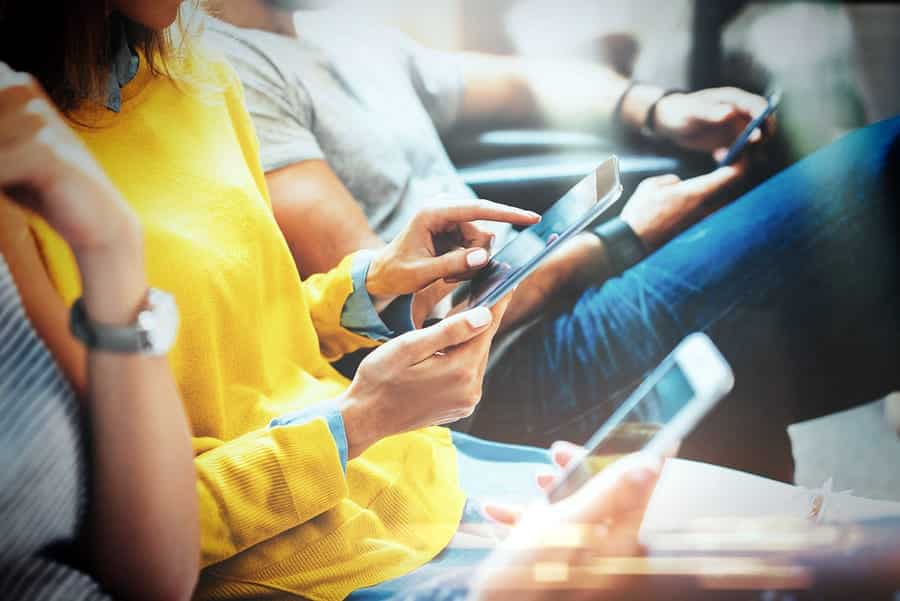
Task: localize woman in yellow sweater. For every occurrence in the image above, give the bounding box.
[0,2,542,599]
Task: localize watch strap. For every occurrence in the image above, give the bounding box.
[641,89,685,139]
[590,217,647,276]
[70,297,146,354]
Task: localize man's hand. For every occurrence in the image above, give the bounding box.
[653,87,773,155]
[499,233,605,332]
[502,162,746,328]
[621,164,746,251]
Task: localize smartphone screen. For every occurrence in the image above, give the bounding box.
[450,157,622,310]
[547,334,733,503]
[717,88,782,167]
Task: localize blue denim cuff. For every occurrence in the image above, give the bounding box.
[270,401,349,472]
[340,250,415,341]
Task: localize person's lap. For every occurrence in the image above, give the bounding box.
[476,117,900,481]
[347,432,552,601]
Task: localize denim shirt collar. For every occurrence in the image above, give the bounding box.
[106,22,140,112]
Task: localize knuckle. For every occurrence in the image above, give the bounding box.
[23,97,52,121]
[636,179,657,192]
[450,364,468,381]
[20,72,40,91]
[470,386,483,405]
[5,70,35,91]
[34,126,59,156]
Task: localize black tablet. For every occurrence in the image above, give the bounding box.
[450,155,623,311]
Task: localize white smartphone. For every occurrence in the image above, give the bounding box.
[547,333,735,503]
[449,156,623,311]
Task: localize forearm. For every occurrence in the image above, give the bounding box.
[78,234,198,601]
[268,160,384,278]
[459,53,663,133]
[499,233,615,333]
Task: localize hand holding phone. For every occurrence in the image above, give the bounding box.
[447,156,623,313]
[717,88,782,167]
[547,333,734,503]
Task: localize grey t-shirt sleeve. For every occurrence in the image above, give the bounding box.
[217,34,325,172]
[398,35,466,133]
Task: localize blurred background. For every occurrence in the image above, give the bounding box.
[296,0,900,162]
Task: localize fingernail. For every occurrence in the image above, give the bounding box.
[627,467,657,487]
[527,211,542,221]
[466,248,489,267]
[465,307,492,328]
[536,472,555,487]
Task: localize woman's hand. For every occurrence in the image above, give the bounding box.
[653,87,774,155]
[0,65,199,601]
[0,62,139,255]
[474,449,662,601]
[0,62,144,322]
[366,197,539,306]
[338,296,511,459]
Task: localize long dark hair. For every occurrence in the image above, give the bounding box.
[0,1,192,115]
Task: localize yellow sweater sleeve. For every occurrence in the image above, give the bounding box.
[223,69,381,363]
[303,252,382,362]
[194,419,348,568]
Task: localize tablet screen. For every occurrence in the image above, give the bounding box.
[451,156,622,310]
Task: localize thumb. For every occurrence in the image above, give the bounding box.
[393,307,494,364]
[680,164,744,198]
[563,453,662,524]
[482,502,525,526]
[420,246,490,284]
[706,103,738,124]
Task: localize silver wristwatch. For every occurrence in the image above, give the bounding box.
[70,288,179,356]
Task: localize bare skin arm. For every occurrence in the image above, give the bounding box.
[457,52,633,131]
[0,66,198,601]
[267,159,384,277]
[457,53,770,153]
[0,201,86,391]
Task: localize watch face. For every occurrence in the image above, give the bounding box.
[139,290,180,355]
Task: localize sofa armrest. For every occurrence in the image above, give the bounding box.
[447,128,708,213]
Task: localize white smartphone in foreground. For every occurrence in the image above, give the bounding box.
[547,333,735,503]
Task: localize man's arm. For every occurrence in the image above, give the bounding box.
[456,52,661,133]
[456,53,770,154]
[266,159,384,278]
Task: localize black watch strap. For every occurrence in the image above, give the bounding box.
[70,298,145,353]
[590,217,647,276]
[642,89,684,138]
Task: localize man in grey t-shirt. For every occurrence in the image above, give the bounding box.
[207,8,472,244]
[204,1,768,282]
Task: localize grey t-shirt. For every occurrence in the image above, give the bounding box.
[205,13,477,241]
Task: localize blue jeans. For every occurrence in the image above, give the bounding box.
[476,117,900,482]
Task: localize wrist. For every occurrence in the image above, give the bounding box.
[649,92,688,140]
[619,83,666,132]
[337,392,381,460]
[568,232,607,285]
[75,228,148,325]
[364,250,398,311]
[590,217,647,275]
[619,211,661,252]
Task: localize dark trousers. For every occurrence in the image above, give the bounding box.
[476,117,900,482]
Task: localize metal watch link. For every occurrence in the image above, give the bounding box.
[70,288,179,356]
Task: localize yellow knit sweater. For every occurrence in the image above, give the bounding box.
[27,48,464,600]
